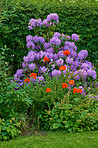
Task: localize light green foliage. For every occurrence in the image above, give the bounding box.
[39,95,98,132]
[0,118,21,141]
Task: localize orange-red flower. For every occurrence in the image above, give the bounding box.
[24,77,30,83]
[62,83,68,88]
[73,88,78,93]
[63,50,70,55]
[69,80,75,85]
[46,88,52,93]
[43,56,50,62]
[77,89,82,93]
[30,73,37,79]
[59,66,66,71]
[73,88,82,93]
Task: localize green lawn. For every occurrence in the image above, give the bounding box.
[0,131,98,148]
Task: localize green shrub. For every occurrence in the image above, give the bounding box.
[39,96,98,132]
[0,46,32,140]
[0,118,21,141]
[21,72,98,131]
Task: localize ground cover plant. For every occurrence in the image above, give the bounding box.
[0,12,98,141]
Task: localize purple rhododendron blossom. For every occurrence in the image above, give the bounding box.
[22,62,27,68]
[50,37,61,46]
[73,45,77,51]
[53,54,58,61]
[35,19,42,26]
[36,51,45,59]
[32,36,39,43]
[35,44,41,50]
[29,19,36,27]
[57,51,65,58]
[71,33,79,41]
[39,51,46,59]
[78,50,88,60]
[46,52,53,59]
[45,47,54,53]
[28,63,35,70]
[28,18,42,28]
[14,74,20,81]
[16,69,23,78]
[78,69,88,78]
[84,60,93,68]
[38,37,45,44]
[81,63,91,70]
[66,36,70,40]
[24,51,36,62]
[70,51,77,58]
[52,70,61,77]
[44,43,51,49]
[65,41,75,49]
[26,35,33,42]
[47,13,59,23]
[26,41,35,49]
[54,32,61,37]
[56,58,64,65]
[66,57,73,64]
[42,19,52,27]
[91,70,97,79]
[28,26,33,30]
[40,66,49,73]
[63,45,70,50]
[37,76,44,82]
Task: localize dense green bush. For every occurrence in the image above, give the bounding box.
[0,118,21,141]
[0,0,98,74]
[0,46,32,140]
[39,96,98,132]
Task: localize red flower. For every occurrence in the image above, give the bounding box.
[73,88,82,93]
[43,56,50,62]
[73,88,78,93]
[46,88,52,93]
[77,89,82,93]
[62,83,68,88]
[24,77,30,83]
[30,73,37,79]
[59,66,66,71]
[63,50,70,55]
[69,80,74,85]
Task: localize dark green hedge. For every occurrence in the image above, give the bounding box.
[0,0,98,74]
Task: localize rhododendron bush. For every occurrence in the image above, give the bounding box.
[13,13,97,100]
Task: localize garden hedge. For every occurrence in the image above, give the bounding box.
[0,0,98,74]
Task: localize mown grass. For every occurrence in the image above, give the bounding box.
[0,131,98,148]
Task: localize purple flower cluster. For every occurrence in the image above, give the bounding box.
[52,70,61,77]
[78,50,88,60]
[28,13,59,29]
[13,13,97,99]
[71,33,79,41]
[47,13,59,24]
[28,18,42,30]
[50,37,61,46]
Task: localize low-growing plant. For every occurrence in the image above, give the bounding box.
[0,118,21,141]
[39,95,98,132]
